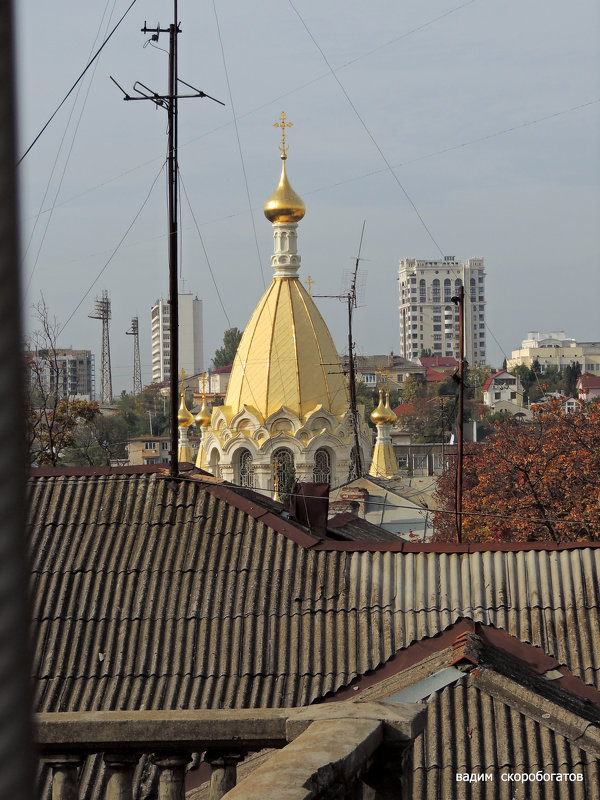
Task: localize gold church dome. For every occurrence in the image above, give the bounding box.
[264,112,305,224]
[195,397,211,428]
[178,390,194,428]
[370,391,390,425]
[371,391,396,426]
[224,113,347,421]
[264,157,306,224]
[383,391,397,424]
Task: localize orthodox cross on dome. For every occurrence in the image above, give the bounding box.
[306,275,314,296]
[375,365,390,391]
[274,111,293,158]
[180,367,188,391]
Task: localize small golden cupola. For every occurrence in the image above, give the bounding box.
[369,382,398,479]
[370,390,390,426]
[264,112,306,224]
[177,371,194,464]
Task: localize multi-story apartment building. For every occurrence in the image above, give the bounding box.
[507,331,600,374]
[398,256,486,365]
[28,348,95,400]
[151,293,203,383]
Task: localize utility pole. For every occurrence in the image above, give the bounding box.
[126,316,142,395]
[451,284,465,541]
[89,289,112,405]
[111,2,223,477]
[312,223,366,481]
[346,222,366,480]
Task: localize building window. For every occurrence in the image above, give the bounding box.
[413,454,428,472]
[273,448,294,494]
[419,279,426,301]
[444,279,451,302]
[362,373,376,385]
[144,441,157,449]
[313,449,331,483]
[397,454,408,470]
[238,449,255,488]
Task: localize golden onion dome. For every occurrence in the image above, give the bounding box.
[194,397,211,428]
[264,157,306,224]
[370,391,390,426]
[178,391,194,428]
[383,391,397,425]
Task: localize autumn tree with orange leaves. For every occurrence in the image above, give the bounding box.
[433,400,600,542]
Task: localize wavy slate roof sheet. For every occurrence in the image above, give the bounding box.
[28,469,600,798]
[29,471,600,714]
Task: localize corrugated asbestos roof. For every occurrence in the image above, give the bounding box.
[413,679,598,799]
[28,470,600,798]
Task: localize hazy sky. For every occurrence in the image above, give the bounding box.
[16,0,600,395]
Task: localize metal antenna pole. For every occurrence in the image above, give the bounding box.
[126,316,142,395]
[347,222,366,480]
[452,284,465,541]
[111,3,223,477]
[167,17,179,477]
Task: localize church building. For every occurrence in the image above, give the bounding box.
[195,115,371,494]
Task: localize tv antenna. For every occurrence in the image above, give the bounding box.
[313,221,367,480]
[110,1,224,477]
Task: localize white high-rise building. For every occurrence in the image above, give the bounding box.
[151,294,203,383]
[398,256,487,365]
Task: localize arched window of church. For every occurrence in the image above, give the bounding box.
[313,448,331,483]
[444,278,451,302]
[238,449,255,488]
[273,448,294,494]
[209,448,221,479]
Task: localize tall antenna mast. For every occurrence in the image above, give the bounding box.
[88,289,113,404]
[347,222,366,480]
[111,2,223,477]
[312,222,367,481]
[451,283,465,542]
[126,316,142,395]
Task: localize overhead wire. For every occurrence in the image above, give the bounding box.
[178,169,232,327]
[18,0,139,164]
[24,0,118,299]
[211,0,293,416]
[58,161,165,337]
[287,0,446,258]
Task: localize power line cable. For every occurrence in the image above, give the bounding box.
[178,169,232,327]
[24,0,118,298]
[212,0,266,290]
[18,0,139,164]
[58,162,165,337]
[288,0,446,258]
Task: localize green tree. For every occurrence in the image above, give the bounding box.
[213,327,243,369]
[563,362,581,396]
[62,414,129,466]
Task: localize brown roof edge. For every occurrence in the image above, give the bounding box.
[200,482,321,548]
[323,619,600,711]
[312,539,600,553]
[29,463,169,477]
[321,620,477,702]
